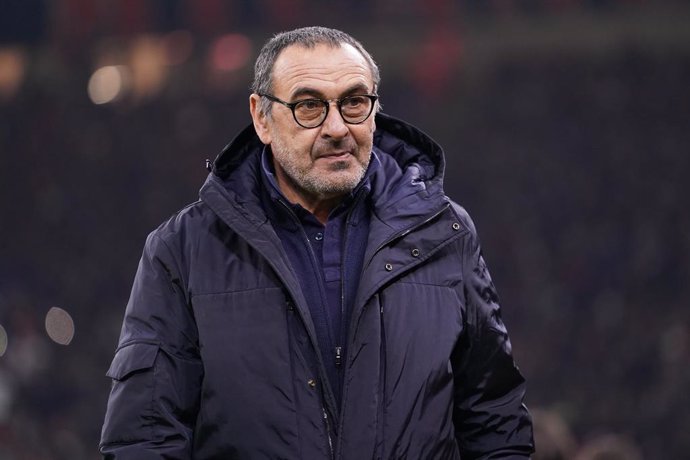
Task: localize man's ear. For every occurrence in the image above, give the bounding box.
[250,94,271,145]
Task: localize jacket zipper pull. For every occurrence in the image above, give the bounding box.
[335,346,342,367]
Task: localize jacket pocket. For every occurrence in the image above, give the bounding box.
[101,342,159,445]
[106,341,159,380]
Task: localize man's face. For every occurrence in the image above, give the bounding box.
[250,43,376,206]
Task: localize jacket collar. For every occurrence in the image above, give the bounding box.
[200,112,449,234]
[210,113,444,183]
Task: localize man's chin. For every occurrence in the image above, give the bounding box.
[304,171,363,197]
[327,159,354,172]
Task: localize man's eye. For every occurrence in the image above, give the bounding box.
[298,100,323,111]
[343,96,365,107]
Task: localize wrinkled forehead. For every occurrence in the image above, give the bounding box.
[271,43,375,97]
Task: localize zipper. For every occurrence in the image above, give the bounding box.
[335,188,367,371]
[377,301,386,458]
[337,211,347,376]
[335,346,342,367]
[323,406,335,460]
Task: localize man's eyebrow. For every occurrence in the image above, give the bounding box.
[289,87,322,100]
[289,83,373,101]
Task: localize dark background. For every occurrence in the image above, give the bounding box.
[1,1,689,459]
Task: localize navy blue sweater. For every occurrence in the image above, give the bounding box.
[259,149,374,405]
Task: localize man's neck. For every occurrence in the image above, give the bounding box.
[277,183,343,225]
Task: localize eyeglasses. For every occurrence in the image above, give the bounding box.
[259,93,378,129]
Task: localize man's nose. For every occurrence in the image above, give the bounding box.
[320,102,349,138]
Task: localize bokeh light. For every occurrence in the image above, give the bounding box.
[162,30,195,66]
[87,65,129,104]
[44,307,75,346]
[0,46,27,100]
[129,35,168,99]
[209,33,252,72]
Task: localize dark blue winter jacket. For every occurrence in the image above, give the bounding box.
[100,113,534,459]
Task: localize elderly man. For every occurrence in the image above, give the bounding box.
[100,26,534,459]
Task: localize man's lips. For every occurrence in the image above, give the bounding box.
[315,150,352,159]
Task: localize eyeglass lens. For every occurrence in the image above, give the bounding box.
[294,95,374,127]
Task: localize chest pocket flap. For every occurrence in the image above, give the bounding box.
[106,342,159,381]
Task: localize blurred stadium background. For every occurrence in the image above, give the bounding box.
[1,1,689,458]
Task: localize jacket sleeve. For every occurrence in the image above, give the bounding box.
[452,209,534,459]
[100,231,203,459]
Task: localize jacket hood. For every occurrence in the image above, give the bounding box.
[372,113,446,189]
[368,113,448,221]
[203,112,449,228]
[212,113,444,178]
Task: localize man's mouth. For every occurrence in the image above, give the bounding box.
[317,150,351,159]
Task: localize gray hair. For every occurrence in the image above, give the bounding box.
[252,26,381,116]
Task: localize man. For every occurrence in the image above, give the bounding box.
[100,26,534,459]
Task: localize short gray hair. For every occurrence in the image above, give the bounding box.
[252,26,381,116]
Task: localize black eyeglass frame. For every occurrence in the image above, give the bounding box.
[259,93,379,129]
